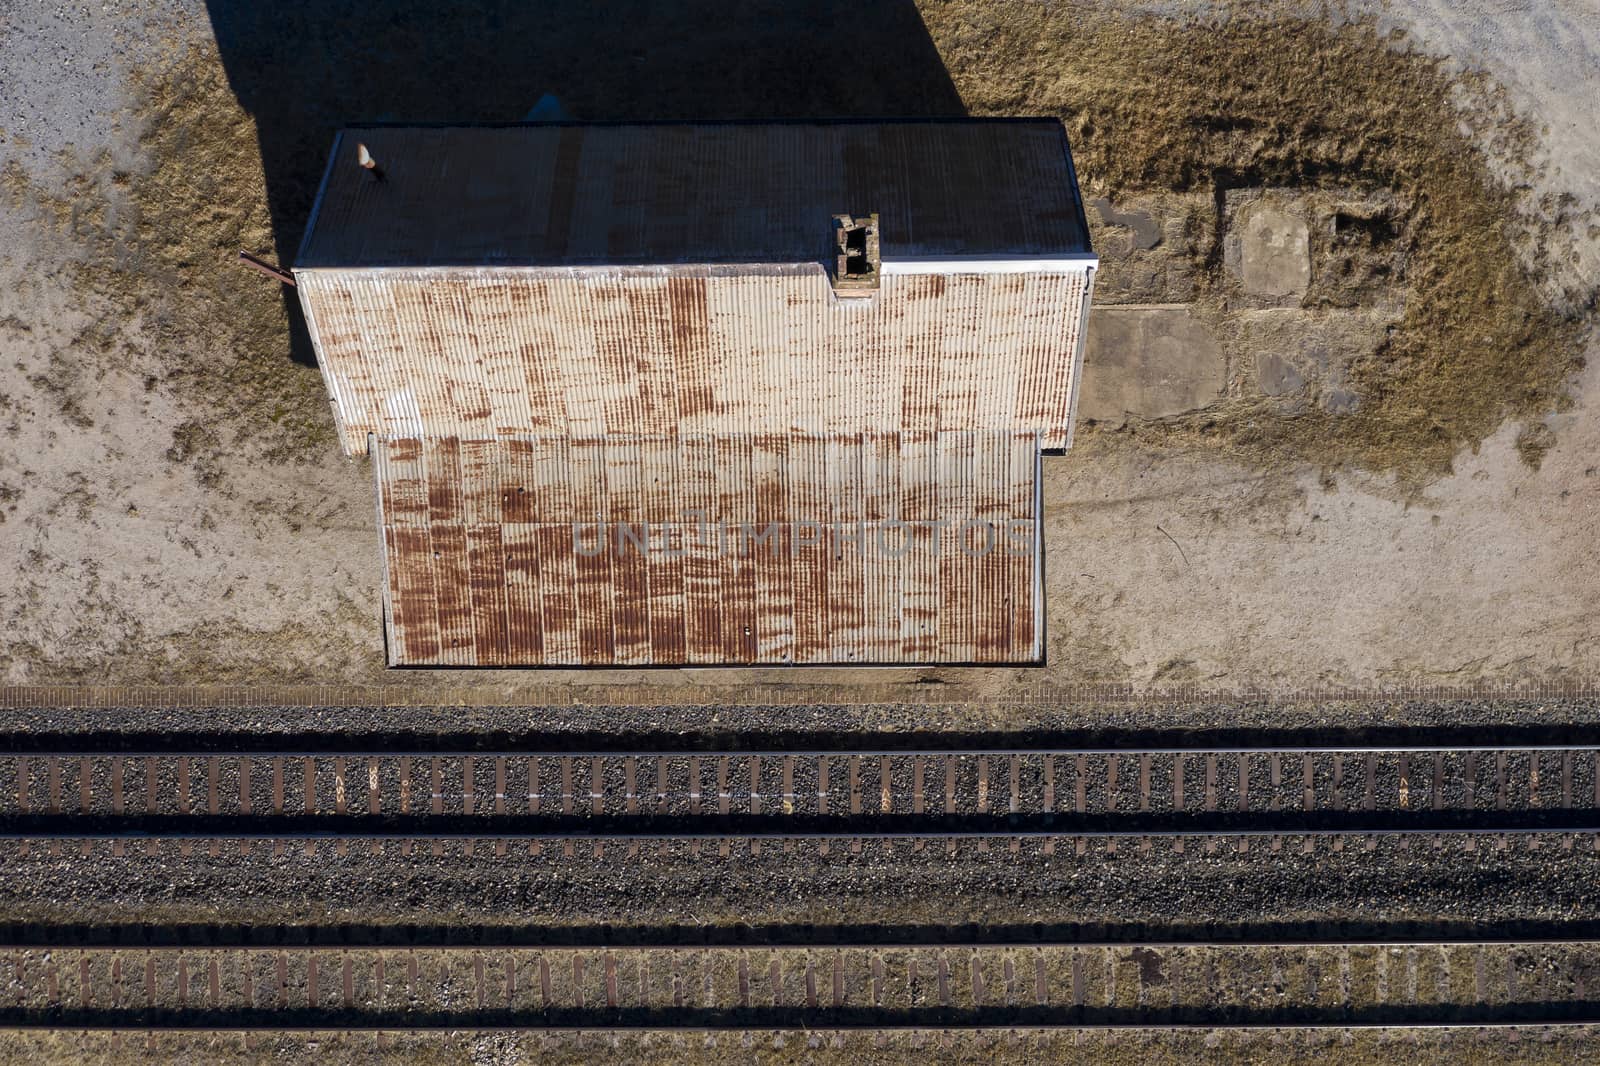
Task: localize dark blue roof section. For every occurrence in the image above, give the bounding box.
[297,119,1091,267]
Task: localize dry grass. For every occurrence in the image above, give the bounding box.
[924,5,1591,480]
[117,45,338,465]
[5,44,339,472]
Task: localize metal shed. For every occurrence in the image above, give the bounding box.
[293,120,1096,667]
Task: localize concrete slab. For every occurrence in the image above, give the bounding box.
[1225,307,1392,411]
[1089,197,1162,250]
[1257,352,1306,396]
[1084,190,1210,305]
[1078,306,1227,423]
[1235,199,1311,296]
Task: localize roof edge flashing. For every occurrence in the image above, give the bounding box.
[293,255,1098,277]
[881,254,1098,275]
[292,261,832,278]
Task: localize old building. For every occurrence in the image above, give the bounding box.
[293,120,1095,666]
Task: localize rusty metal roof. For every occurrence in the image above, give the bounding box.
[297,121,1090,268]
[292,120,1094,668]
[298,267,1093,454]
[374,433,1040,666]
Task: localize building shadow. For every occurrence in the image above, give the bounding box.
[205,0,967,366]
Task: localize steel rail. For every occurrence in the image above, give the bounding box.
[3,928,1600,947]
[3,1020,1600,1032]
[6,826,1600,840]
[7,745,1600,756]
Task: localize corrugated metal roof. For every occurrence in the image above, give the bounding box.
[297,121,1090,268]
[374,433,1041,666]
[291,120,1095,668]
[299,267,1092,454]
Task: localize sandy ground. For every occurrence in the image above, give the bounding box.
[1043,371,1600,685]
[0,0,1596,694]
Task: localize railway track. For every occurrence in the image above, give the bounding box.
[2,745,1598,848]
[1,939,1598,1030]
[6,743,1599,1031]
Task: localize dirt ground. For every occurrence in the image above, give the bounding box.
[0,0,1596,694]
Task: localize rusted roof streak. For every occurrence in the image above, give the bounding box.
[297,121,1089,268]
[299,268,1092,455]
[374,433,1041,666]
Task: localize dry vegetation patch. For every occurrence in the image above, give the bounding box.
[120,45,337,465]
[6,44,338,474]
[925,6,1591,480]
